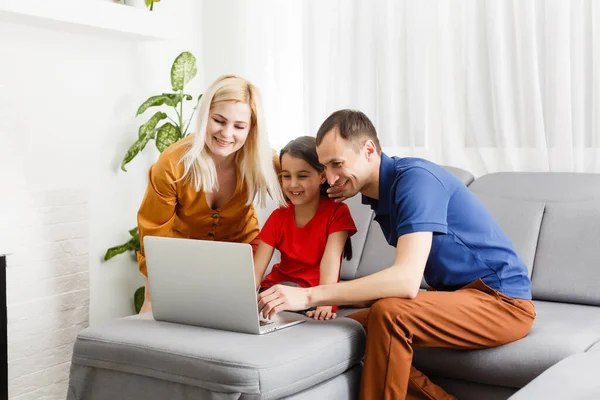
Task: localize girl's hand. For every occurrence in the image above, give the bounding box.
[306,306,337,320]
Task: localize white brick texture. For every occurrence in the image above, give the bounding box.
[6,188,89,400]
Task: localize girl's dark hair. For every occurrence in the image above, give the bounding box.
[280,136,353,261]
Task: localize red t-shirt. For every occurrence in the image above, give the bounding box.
[258,197,357,294]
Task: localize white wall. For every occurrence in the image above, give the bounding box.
[0,1,202,398]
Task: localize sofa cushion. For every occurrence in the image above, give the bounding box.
[469,172,600,305]
[589,341,600,352]
[468,172,600,202]
[412,300,600,389]
[354,218,397,279]
[340,196,375,280]
[532,201,600,306]
[472,194,544,278]
[70,313,365,399]
[508,351,600,400]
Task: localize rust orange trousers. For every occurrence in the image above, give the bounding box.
[347,279,536,400]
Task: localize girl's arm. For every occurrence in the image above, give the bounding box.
[253,239,275,290]
[306,230,349,319]
[319,230,349,286]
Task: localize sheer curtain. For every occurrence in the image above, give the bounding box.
[202,0,600,176]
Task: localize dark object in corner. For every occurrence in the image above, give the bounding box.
[1,254,7,400]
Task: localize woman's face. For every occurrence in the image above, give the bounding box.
[205,101,252,160]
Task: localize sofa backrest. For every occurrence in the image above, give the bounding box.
[469,172,600,306]
[346,169,600,307]
[342,166,474,281]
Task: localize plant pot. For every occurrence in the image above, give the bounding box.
[126,0,148,9]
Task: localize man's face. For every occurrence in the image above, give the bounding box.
[316,129,369,200]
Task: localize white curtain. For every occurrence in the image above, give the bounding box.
[201,0,600,176]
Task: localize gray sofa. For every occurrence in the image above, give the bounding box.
[68,168,600,399]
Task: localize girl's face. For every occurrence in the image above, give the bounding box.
[205,101,252,160]
[280,153,326,206]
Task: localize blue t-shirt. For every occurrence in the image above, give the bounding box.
[362,154,532,300]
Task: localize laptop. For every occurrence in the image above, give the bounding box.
[144,236,305,334]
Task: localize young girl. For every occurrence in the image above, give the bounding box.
[253,136,357,320]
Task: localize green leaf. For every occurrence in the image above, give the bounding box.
[139,129,156,152]
[136,94,185,116]
[138,111,167,139]
[104,242,133,261]
[129,228,141,252]
[171,52,197,91]
[156,123,180,152]
[103,233,140,261]
[120,138,143,172]
[134,286,145,314]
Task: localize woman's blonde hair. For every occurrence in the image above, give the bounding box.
[179,75,286,208]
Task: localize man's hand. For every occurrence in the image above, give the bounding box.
[257,284,311,319]
[326,186,347,203]
[306,306,336,320]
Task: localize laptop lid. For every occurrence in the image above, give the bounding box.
[144,236,262,334]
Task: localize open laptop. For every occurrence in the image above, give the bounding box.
[144,236,305,334]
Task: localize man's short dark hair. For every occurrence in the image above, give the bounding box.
[315,109,381,154]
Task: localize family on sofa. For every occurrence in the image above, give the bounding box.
[131,74,535,400]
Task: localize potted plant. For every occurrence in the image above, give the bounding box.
[104,51,201,313]
[115,0,160,10]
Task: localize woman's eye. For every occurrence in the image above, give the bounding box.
[213,118,225,125]
[281,175,290,180]
[235,126,245,130]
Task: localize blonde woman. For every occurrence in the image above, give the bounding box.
[136,75,286,313]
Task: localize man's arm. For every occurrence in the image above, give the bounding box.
[258,231,432,318]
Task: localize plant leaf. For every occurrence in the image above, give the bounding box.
[156,123,180,152]
[138,111,167,139]
[134,286,145,314]
[128,227,141,252]
[136,94,184,116]
[103,232,140,261]
[171,52,197,91]
[120,138,143,172]
[104,242,133,261]
[139,128,156,152]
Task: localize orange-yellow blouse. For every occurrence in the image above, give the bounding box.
[137,135,279,276]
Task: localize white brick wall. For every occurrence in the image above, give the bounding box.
[6,188,89,400]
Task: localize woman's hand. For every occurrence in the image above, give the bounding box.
[306,306,336,320]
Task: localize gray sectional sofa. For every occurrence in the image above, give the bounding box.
[68,168,600,399]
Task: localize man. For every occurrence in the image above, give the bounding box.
[258,110,535,399]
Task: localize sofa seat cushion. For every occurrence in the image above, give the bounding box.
[412,300,600,388]
[589,341,600,352]
[71,313,366,399]
[508,351,600,399]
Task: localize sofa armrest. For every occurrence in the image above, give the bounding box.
[509,351,600,399]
